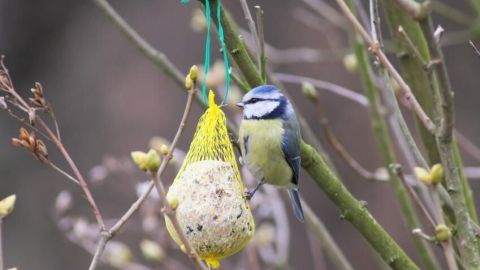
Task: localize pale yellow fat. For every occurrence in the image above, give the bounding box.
[165,160,255,267]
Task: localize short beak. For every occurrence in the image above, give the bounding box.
[236,102,244,108]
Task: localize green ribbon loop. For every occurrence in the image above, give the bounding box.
[181,0,231,107]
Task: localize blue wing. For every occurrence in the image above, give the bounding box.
[282,116,304,222]
[282,117,301,186]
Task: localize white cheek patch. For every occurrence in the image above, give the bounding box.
[245,101,280,118]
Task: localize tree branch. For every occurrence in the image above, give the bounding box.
[333,0,436,134]
[300,142,420,269]
[88,84,205,269]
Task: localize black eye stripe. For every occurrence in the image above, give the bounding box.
[245,98,279,104]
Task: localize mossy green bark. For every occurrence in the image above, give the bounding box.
[301,142,419,270]
[382,0,478,224]
[353,42,439,270]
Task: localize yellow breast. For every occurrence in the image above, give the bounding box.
[239,120,292,187]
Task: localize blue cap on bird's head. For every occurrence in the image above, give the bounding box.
[237,85,292,120]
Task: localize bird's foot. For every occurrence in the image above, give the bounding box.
[244,191,253,200]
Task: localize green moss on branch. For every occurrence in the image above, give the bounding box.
[301,142,419,270]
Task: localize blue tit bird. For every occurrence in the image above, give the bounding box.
[237,85,305,222]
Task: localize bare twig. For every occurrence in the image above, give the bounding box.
[151,171,206,269]
[1,57,105,231]
[150,86,205,269]
[412,228,434,241]
[398,26,427,65]
[390,165,436,229]
[303,201,354,270]
[38,117,106,230]
[88,85,204,269]
[88,233,108,270]
[48,108,62,141]
[255,6,266,82]
[43,159,80,185]
[108,182,155,235]
[92,0,184,87]
[302,0,346,29]
[469,40,480,57]
[230,71,250,92]
[455,130,480,162]
[315,95,377,181]
[240,0,260,63]
[333,0,436,134]
[274,73,369,107]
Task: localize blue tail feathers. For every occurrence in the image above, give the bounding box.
[288,189,305,222]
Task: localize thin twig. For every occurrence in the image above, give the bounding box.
[254,6,266,83]
[274,73,369,107]
[92,0,184,87]
[429,183,459,270]
[230,71,250,92]
[455,129,480,162]
[1,57,105,231]
[302,0,346,29]
[3,104,53,143]
[240,0,260,64]
[315,95,377,181]
[412,228,435,242]
[469,40,480,57]
[43,159,80,185]
[88,233,108,270]
[108,182,155,235]
[390,165,436,229]
[88,86,203,269]
[302,201,354,270]
[38,117,105,230]
[150,86,206,270]
[398,26,427,65]
[333,0,436,134]
[48,108,62,141]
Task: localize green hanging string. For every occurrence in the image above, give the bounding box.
[201,0,212,105]
[217,1,230,106]
[181,0,231,107]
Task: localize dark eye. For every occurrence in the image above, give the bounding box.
[249,98,260,104]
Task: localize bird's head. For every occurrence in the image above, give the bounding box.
[237,85,292,120]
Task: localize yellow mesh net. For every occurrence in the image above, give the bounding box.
[166,91,255,269]
[173,91,240,184]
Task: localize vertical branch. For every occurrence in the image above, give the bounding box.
[417,9,480,269]
[254,6,267,83]
[337,1,439,268]
[301,142,420,269]
[38,118,106,230]
[303,202,354,270]
[239,0,260,61]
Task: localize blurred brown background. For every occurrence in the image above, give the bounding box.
[1,0,480,269]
